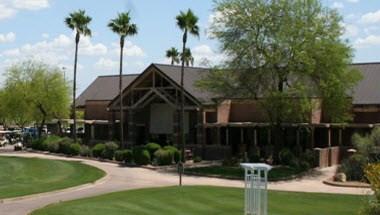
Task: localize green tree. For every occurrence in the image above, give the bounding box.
[2,66,34,128]
[108,12,138,148]
[166,47,180,65]
[2,61,70,136]
[197,0,361,158]
[176,9,200,186]
[65,9,92,142]
[180,48,194,67]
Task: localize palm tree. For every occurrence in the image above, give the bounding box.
[108,12,138,148]
[166,47,180,65]
[176,9,199,186]
[65,10,92,142]
[180,48,194,67]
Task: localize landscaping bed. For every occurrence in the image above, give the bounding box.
[0,156,105,199]
[31,186,365,215]
[185,165,306,181]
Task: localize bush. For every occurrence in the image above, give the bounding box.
[279,148,295,166]
[69,143,81,156]
[154,149,173,165]
[114,150,132,162]
[58,137,74,154]
[102,142,119,160]
[193,156,202,163]
[31,138,46,151]
[133,146,151,165]
[339,154,366,181]
[47,142,59,153]
[222,157,241,167]
[163,146,180,163]
[145,143,161,158]
[80,145,91,157]
[92,144,106,158]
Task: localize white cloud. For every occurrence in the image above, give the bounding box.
[79,36,108,56]
[112,41,145,57]
[0,4,16,20]
[361,10,380,24]
[354,35,380,48]
[41,33,49,39]
[0,0,50,21]
[94,58,118,71]
[346,0,359,3]
[192,44,225,66]
[0,32,16,43]
[1,34,108,66]
[12,0,49,10]
[341,23,359,38]
[331,2,344,9]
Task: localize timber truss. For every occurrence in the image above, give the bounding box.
[109,65,201,111]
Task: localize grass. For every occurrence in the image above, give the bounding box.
[0,156,105,199]
[185,166,304,181]
[32,186,366,215]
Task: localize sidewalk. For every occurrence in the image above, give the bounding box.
[0,150,372,215]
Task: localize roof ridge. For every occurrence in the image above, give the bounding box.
[352,62,380,65]
[98,73,140,78]
[153,63,210,70]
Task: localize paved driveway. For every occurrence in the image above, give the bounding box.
[0,151,372,215]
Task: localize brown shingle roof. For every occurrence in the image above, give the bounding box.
[76,74,138,108]
[351,62,380,105]
[153,64,215,104]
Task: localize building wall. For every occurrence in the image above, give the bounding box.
[353,105,380,123]
[84,100,111,120]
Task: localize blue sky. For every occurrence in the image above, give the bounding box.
[0,0,379,93]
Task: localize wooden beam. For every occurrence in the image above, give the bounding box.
[131,90,154,109]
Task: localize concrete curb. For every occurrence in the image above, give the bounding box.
[323,178,371,189]
[0,155,111,204]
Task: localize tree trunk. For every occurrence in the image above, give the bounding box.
[119,37,125,148]
[72,32,80,142]
[178,30,188,186]
[37,104,47,138]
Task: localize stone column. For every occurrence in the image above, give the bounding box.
[196,110,205,157]
[127,109,135,147]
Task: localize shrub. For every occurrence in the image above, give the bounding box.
[31,138,47,151]
[47,142,59,153]
[163,146,180,163]
[365,163,380,200]
[145,143,161,158]
[249,146,261,162]
[58,137,74,154]
[154,149,173,165]
[222,157,241,167]
[133,146,151,165]
[92,144,106,158]
[339,154,366,181]
[69,143,81,156]
[279,148,295,166]
[115,150,132,162]
[80,145,91,157]
[102,142,119,160]
[193,156,202,163]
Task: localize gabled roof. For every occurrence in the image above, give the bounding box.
[351,62,380,105]
[76,74,138,108]
[153,64,215,104]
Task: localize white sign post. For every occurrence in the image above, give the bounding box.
[240,163,272,215]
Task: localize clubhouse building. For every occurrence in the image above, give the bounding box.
[76,63,380,162]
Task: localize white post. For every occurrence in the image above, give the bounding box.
[241,163,272,215]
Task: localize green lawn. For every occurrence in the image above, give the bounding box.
[185,166,304,181]
[0,156,105,199]
[32,186,366,215]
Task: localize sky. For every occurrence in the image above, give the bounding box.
[0,0,380,93]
